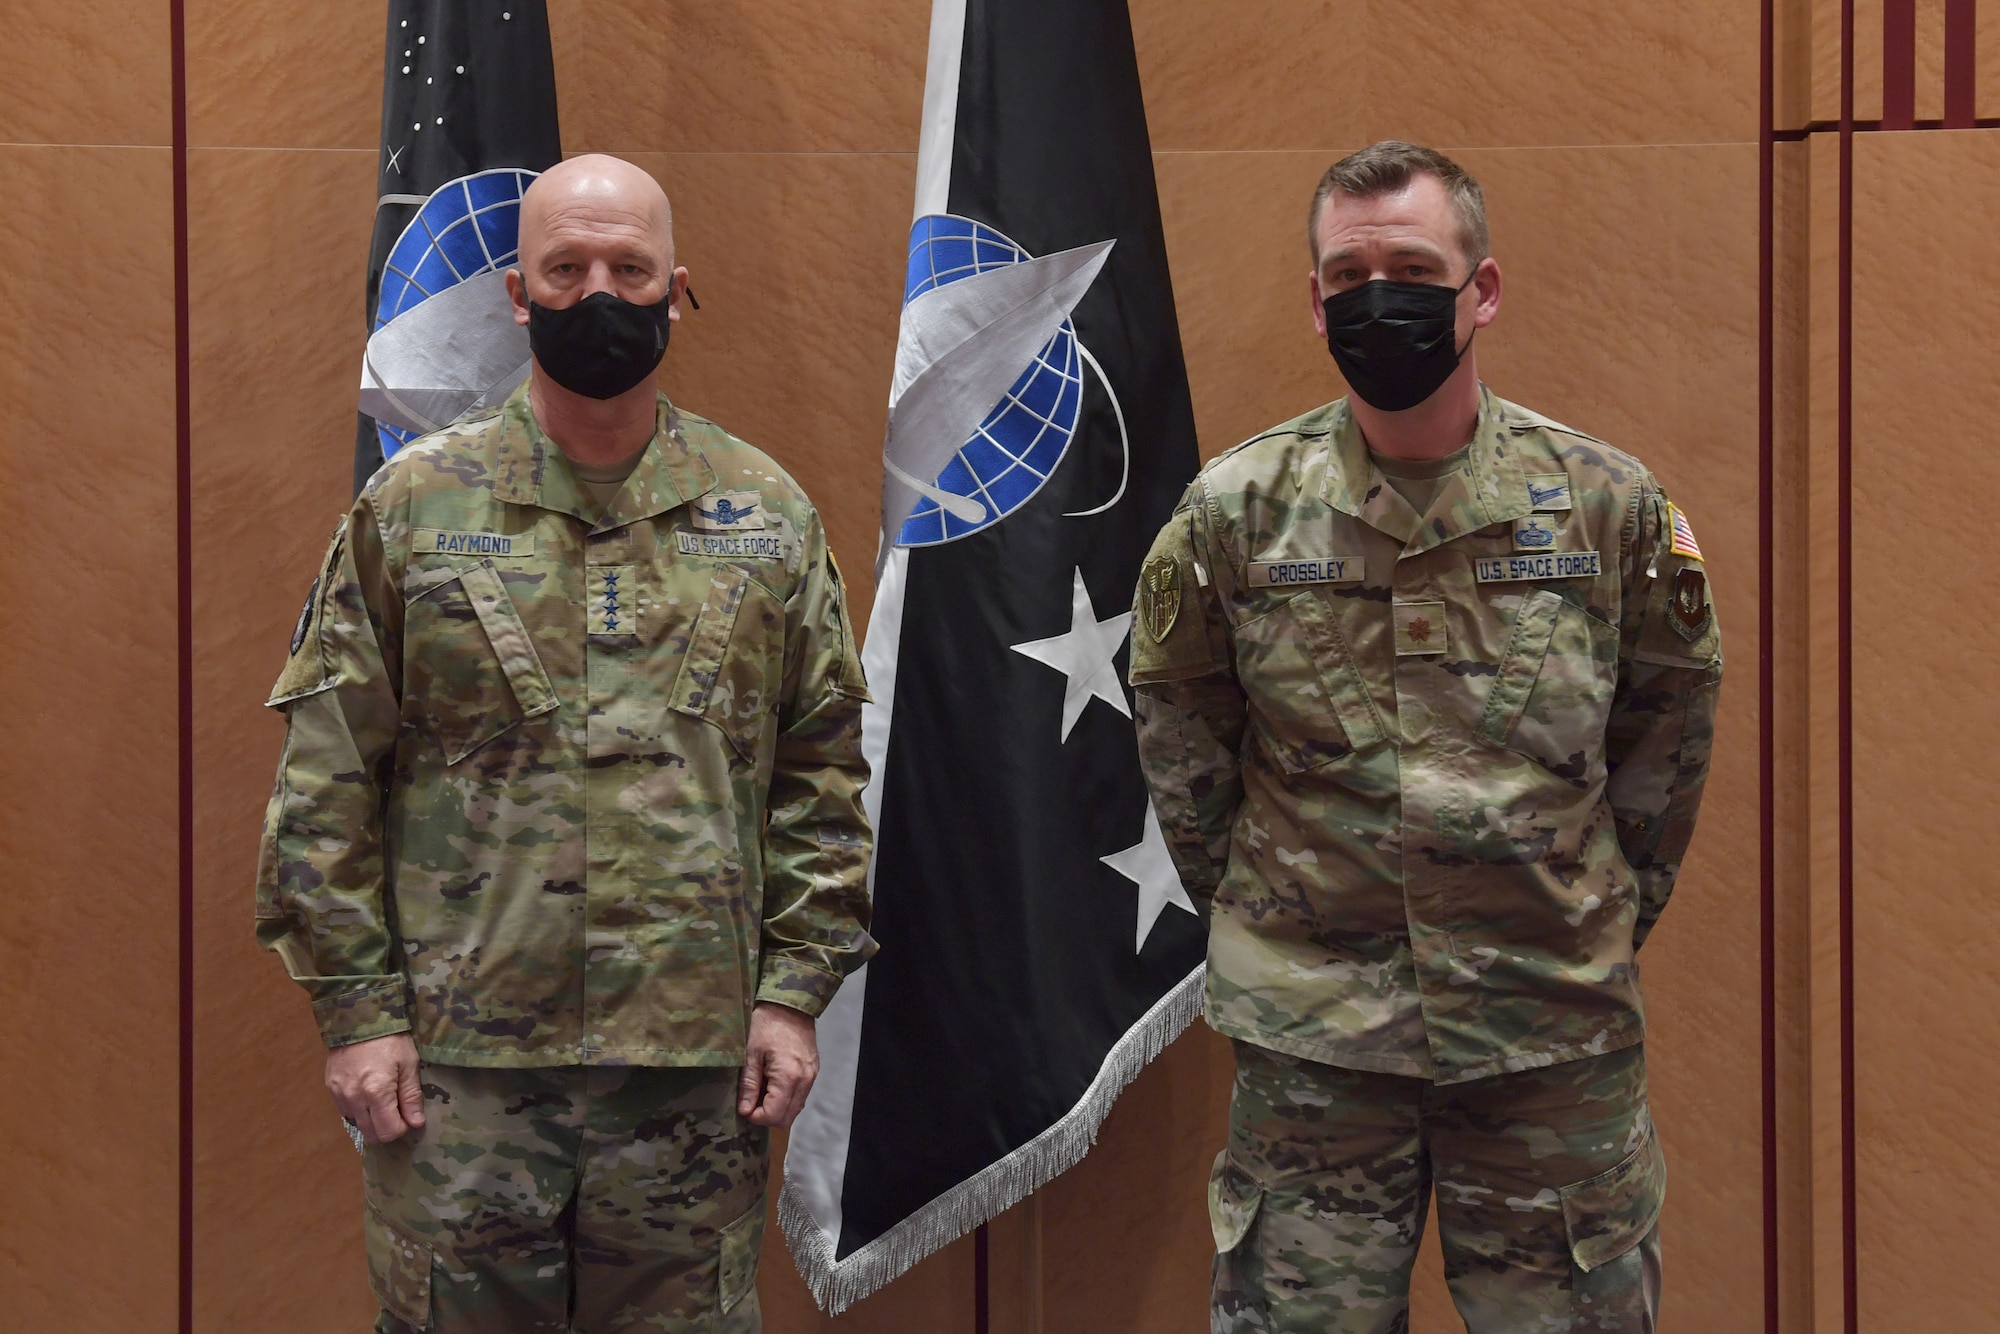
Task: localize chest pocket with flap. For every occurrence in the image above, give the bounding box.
[404,558,557,764]
[669,564,784,766]
[1232,590,1386,773]
[1477,588,1618,785]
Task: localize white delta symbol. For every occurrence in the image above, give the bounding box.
[358,169,542,461]
[883,214,1190,952]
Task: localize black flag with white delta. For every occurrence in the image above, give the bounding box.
[351,1,561,495]
[780,0,1204,1309]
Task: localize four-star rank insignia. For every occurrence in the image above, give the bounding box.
[1671,565,1711,640]
[1139,554,1182,642]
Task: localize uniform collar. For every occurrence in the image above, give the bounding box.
[1320,385,1533,554]
[492,382,719,530]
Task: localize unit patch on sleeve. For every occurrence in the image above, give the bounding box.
[1671,565,1712,640]
[413,528,535,558]
[1526,474,1573,510]
[1139,554,1183,642]
[690,491,767,532]
[1668,502,1704,560]
[1245,556,1366,588]
[290,576,320,654]
[589,564,639,637]
[1475,552,1604,582]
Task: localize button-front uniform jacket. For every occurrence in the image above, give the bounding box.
[1128,390,1721,1085]
[256,387,877,1068]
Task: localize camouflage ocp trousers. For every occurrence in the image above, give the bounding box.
[1210,1041,1662,1334]
[362,1063,767,1333]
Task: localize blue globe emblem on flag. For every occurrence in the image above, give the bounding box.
[369,168,540,458]
[895,216,1086,547]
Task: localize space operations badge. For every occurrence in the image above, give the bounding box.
[690,491,766,531]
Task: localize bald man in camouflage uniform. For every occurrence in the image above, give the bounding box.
[1131,143,1721,1332]
[258,156,875,1332]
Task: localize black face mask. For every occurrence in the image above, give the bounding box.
[1320,272,1476,412]
[527,289,673,399]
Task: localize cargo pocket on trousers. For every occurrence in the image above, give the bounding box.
[1561,1120,1665,1325]
[1208,1150,1265,1255]
[363,1201,434,1330]
[717,1196,765,1316]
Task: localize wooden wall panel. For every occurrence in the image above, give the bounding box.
[1,1,1830,1330]
[1,7,176,1331]
[184,142,380,1333]
[1849,126,2000,1334]
[1,2,171,144]
[1462,143,1765,1334]
[0,141,179,1334]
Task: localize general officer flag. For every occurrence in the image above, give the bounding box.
[780,0,1204,1310]
[351,1,561,494]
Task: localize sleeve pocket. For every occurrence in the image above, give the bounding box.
[717,1196,766,1315]
[1559,1119,1666,1273]
[363,1202,434,1329]
[1207,1149,1265,1255]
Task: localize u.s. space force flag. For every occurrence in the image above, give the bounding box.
[779,0,1204,1310]
[351,1,561,495]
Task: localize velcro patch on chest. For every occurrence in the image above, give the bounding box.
[1245,556,1366,588]
[689,490,767,532]
[1476,552,1604,582]
[675,530,785,560]
[589,564,638,636]
[1513,514,1561,551]
[1394,600,1448,655]
[412,527,535,558]
[1526,474,1574,510]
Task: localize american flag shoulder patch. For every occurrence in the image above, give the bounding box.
[1667,502,1704,561]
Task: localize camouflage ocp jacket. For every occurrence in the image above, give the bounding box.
[1129,389,1721,1085]
[257,386,877,1068]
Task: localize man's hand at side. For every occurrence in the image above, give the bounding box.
[738,1002,819,1128]
[327,1032,425,1144]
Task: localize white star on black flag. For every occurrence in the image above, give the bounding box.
[780,0,1206,1312]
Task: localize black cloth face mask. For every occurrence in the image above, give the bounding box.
[527,289,674,400]
[1320,271,1476,412]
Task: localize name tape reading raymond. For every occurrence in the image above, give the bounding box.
[676,530,784,560]
[413,528,535,557]
[1475,552,1603,582]
[1246,556,1366,588]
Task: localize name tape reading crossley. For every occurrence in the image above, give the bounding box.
[1246,556,1366,588]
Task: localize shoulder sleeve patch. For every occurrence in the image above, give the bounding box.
[1130,499,1230,685]
[267,520,348,707]
[1631,493,1721,668]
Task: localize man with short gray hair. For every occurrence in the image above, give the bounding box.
[258,154,876,1332]
[1130,141,1721,1331]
